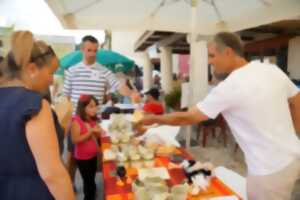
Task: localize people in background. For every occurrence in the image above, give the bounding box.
[102,93,121,119]
[153,70,161,90]
[71,95,103,200]
[63,35,141,187]
[42,88,66,155]
[143,87,164,115]
[0,31,74,200]
[172,73,181,88]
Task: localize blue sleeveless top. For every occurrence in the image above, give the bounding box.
[0,87,54,200]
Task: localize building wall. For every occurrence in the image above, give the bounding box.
[178,54,190,77]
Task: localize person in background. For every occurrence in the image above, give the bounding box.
[0,31,74,200]
[143,87,164,115]
[121,79,134,104]
[63,35,141,187]
[153,71,161,90]
[102,93,121,119]
[172,73,181,88]
[139,32,300,200]
[71,95,103,200]
[42,88,66,155]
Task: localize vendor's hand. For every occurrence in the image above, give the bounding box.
[139,114,158,126]
[133,123,147,137]
[130,91,142,103]
[133,114,157,137]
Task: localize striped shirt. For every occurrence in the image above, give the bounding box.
[63,62,120,113]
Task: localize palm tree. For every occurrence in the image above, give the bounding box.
[101,29,112,50]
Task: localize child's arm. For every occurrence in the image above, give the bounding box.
[71,121,93,144]
[91,124,106,139]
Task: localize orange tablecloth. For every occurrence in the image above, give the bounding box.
[100,136,241,200]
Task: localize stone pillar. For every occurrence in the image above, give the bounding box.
[143,52,153,91]
[160,46,173,94]
[189,40,208,106]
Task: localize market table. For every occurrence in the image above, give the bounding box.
[100,136,242,200]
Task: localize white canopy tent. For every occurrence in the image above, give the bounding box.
[47,0,300,34]
[46,0,300,149]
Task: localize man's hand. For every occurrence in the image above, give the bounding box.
[130,91,142,103]
[132,114,157,137]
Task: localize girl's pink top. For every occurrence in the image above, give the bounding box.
[72,115,98,160]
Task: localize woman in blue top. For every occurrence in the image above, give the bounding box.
[0,31,75,200]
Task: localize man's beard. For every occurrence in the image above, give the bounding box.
[210,65,229,81]
[87,58,96,64]
[213,71,229,81]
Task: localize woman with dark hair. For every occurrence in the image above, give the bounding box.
[71,94,103,200]
[0,31,74,200]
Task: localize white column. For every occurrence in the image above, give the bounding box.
[160,46,173,94]
[185,40,208,149]
[142,52,153,91]
[288,36,300,80]
[185,0,199,149]
[189,40,208,105]
[172,54,179,74]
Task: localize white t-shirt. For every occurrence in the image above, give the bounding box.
[197,61,300,176]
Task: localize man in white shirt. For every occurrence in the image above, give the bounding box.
[139,32,300,200]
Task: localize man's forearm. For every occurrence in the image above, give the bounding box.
[140,106,208,127]
[156,112,199,126]
[117,82,133,97]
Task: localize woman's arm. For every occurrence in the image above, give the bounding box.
[71,121,93,144]
[25,100,75,200]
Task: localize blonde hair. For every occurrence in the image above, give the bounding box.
[0,30,56,79]
[11,31,34,69]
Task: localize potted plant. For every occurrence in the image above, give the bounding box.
[164,86,181,111]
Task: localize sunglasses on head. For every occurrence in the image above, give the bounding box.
[31,46,55,63]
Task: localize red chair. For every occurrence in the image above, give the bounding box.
[197,115,227,147]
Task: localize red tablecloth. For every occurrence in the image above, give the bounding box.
[100,136,241,200]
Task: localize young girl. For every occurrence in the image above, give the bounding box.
[71,94,103,200]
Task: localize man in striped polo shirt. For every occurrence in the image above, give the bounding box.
[63,35,139,113]
[63,35,140,189]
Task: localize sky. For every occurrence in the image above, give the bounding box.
[0,0,105,43]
